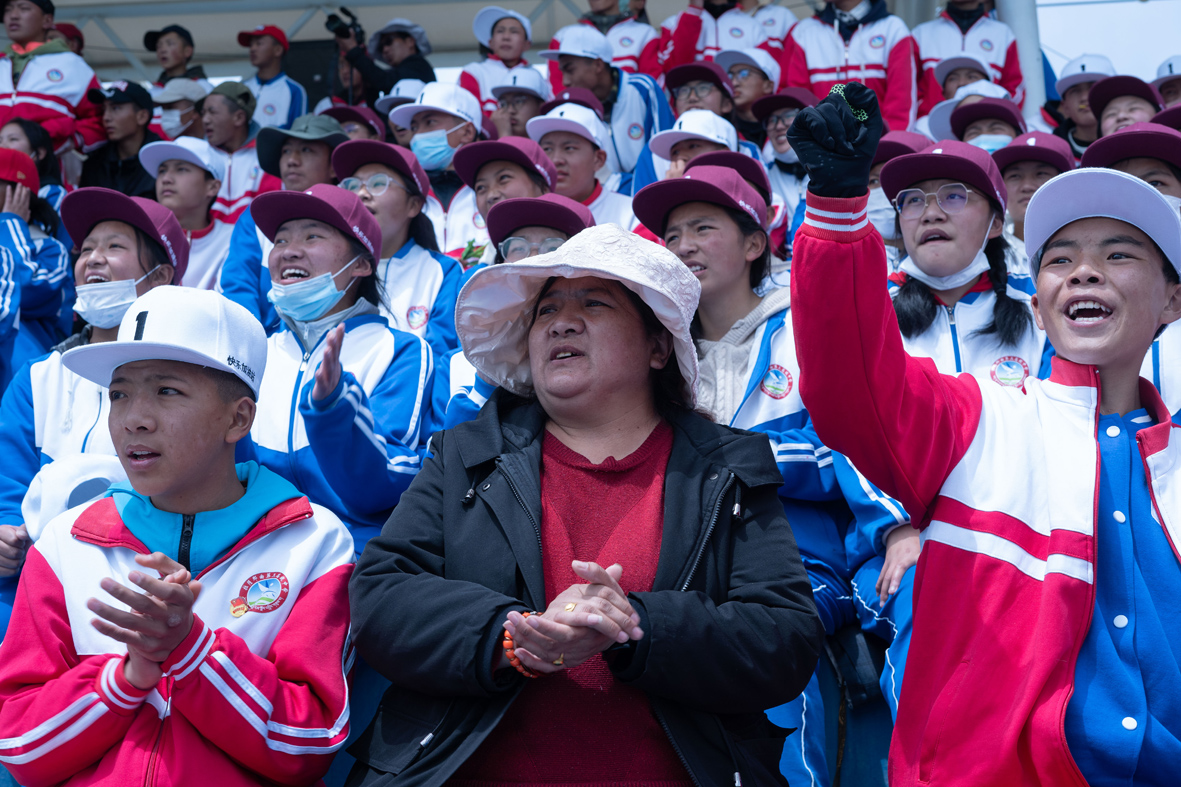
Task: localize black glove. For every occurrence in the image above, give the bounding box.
[786,82,884,199]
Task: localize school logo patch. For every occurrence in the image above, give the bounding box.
[760,364,793,399]
[406,305,429,329]
[250,166,261,180]
[264,104,277,115]
[627,122,644,140]
[473,212,486,229]
[869,35,885,49]
[990,355,1029,388]
[619,36,633,47]
[230,572,290,617]
[763,17,776,26]
[979,39,994,52]
[729,27,744,39]
[46,69,63,82]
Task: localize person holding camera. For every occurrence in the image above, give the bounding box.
[239,24,308,131]
[336,16,436,110]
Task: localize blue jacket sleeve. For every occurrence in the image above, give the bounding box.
[0,360,42,525]
[630,144,658,197]
[423,253,461,359]
[444,372,495,430]
[0,214,70,320]
[838,453,912,573]
[298,332,434,514]
[0,244,21,390]
[219,207,279,334]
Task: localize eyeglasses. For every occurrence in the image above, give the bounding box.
[894,183,976,219]
[762,109,799,130]
[728,67,764,84]
[672,83,718,102]
[497,95,536,110]
[339,173,407,197]
[341,122,368,136]
[498,236,566,262]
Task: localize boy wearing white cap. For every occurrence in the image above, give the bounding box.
[1156,55,1181,109]
[460,7,538,116]
[0,286,355,785]
[139,136,231,290]
[1052,53,1116,161]
[528,95,638,229]
[715,48,780,148]
[544,0,661,95]
[540,25,673,191]
[791,81,1181,786]
[631,103,758,194]
[489,67,550,138]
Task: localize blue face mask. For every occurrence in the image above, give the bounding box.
[410,123,466,171]
[267,257,358,323]
[967,133,1014,154]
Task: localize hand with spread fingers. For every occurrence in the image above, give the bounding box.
[503,561,644,674]
[786,81,883,199]
[87,552,204,690]
[311,324,345,402]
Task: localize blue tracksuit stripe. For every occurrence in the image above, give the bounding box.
[0,357,43,523]
[219,206,280,334]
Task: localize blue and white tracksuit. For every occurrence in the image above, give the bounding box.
[603,69,675,194]
[245,71,308,130]
[629,136,761,196]
[0,213,73,383]
[376,239,462,360]
[236,302,434,552]
[0,241,18,391]
[218,205,279,335]
[1142,325,1181,421]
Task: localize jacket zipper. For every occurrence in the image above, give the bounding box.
[143,703,167,787]
[287,349,313,489]
[178,514,194,571]
[654,702,704,787]
[682,474,735,591]
[498,461,542,552]
[946,305,963,374]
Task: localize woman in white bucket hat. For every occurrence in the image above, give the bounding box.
[347,223,822,787]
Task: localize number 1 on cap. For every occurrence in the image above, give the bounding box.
[134,311,148,340]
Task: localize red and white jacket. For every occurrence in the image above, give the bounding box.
[211,137,281,225]
[0,495,355,787]
[547,18,661,94]
[785,14,917,133]
[658,4,796,80]
[790,191,1181,785]
[0,47,104,154]
[459,57,545,117]
[912,11,1023,118]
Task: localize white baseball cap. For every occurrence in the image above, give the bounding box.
[473,6,531,46]
[1153,55,1181,90]
[646,109,737,160]
[1025,168,1181,276]
[527,101,608,148]
[151,78,209,105]
[933,54,993,89]
[538,25,613,64]
[63,286,268,396]
[714,48,781,93]
[388,82,482,131]
[138,136,225,182]
[491,67,549,101]
[1055,53,1116,98]
[375,79,428,117]
[927,80,1013,141]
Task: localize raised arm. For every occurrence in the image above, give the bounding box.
[786,84,982,523]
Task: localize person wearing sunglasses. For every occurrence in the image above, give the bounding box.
[220,114,349,334]
[715,48,781,149]
[332,139,461,361]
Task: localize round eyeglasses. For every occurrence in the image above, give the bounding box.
[498,236,567,262]
[762,109,799,130]
[339,173,407,197]
[672,83,718,102]
[894,183,976,219]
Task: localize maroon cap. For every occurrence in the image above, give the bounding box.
[251,183,382,259]
[949,97,1026,140]
[321,105,386,139]
[540,87,605,119]
[480,116,499,141]
[751,88,818,122]
[487,193,596,247]
[53,23,84,51]
[332,139,429,196]
[634,164,768,234]
[992,131,1074,175]
[452,137,557,191]
[667,62,734,98]
[0,148,39,194]
[1152,104,1181,131]
[62,188,190,283]
[1080,122,1181,170]
[1088,76,1162,128]
[238,25,289,51]
[873,130,932,166]
[880,140,1008,211]
[686,151,771,202]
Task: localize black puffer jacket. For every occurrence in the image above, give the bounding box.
[347,391,823,787]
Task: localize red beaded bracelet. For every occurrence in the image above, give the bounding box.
[503,612,541,679]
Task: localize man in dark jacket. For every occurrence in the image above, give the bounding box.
[79,81,160,199]
[336,17,435,108]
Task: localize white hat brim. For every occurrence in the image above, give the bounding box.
[647,129,728,160]
[138,141,220,181]
[62,342,257,394]
[389,101,467,130]
[527,116,602,147]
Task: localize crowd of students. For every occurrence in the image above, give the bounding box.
[0,0,1179,784]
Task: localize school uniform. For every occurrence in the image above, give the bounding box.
[244,71,308,130]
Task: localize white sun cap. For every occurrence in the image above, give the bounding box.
[1153,55,1181,90]
[927,80,1013,141]
[538,25,613,64]
[388,82,482,131]
[714,48,781,93]
[932,54,993,89]
[491,67,549,101]
[473,6,532,46]
[527,101,608,148]
[646,109,737,160]
[138,136,225,182]
[1025,167,1181,276]
[455,223,701,404]
[375,79,427,117]
[1055,53,1117,98]
[62,286,268,396]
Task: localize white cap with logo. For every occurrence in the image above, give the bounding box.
[388,82,483,131]
[538,25,613,64]
[646,109,738,160]
[138,136,226,182]
[1055,53,1117,97]
[375,79,428,117]
[527,101,608,148]
[62,286,268,396]
[1154,55,1181,90]
[491,67,550,101]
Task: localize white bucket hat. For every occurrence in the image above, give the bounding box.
[455,223,701,403]
[473,6,532,46]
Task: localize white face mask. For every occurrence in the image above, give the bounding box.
[967,133,1014,154]
[900,214,994,290]
[867,187,898,240]
[159,108,193,140]
[73,269,157,329]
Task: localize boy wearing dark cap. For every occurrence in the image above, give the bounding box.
[199,81,281,224]
[240,25,308,131]
[144,24,210,89]
[79,81,161,199]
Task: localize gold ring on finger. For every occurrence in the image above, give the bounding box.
[564,602,577,612]
[552,653,565,666]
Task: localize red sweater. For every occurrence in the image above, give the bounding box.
[450,423,693,787]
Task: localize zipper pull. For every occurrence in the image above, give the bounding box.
[462,486,476,505]
[734,773,742,786]
[947,305,956,324]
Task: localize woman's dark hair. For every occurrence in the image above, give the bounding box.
[345,235,387,309]
[526,169,550,195]
[720,205,770,287]
[6,119,60,187]
[134,226,174,282]
[393,170,438,252]
[893,202,1033,346]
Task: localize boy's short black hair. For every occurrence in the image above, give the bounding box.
[196,365,256,403]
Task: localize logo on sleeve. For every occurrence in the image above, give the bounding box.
[46,69,63,82]
[980,39,994,52]
[619,36,634,47]
[869,35,886,49]
[763,17,776,27]
[759,364,794,399]
[230,572,290,617]
[264,104,277,115]
[990,356,1029,388]
[406,305,429,329]
[627,122,644,140]
[473,211,486,229]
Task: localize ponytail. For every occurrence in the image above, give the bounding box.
[970,234,1033,346]
[894,275,940,339]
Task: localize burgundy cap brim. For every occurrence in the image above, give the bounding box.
[1088,76,1162,125]
[688,151,771,200]
[250,190,358,245]
[949,100,1026,140]
[667,63,733,96]
[634,178,755,236]
[61,188,180,278]
[992,144,1071,175]
[322,107,384,138]
[1152,105,1181,131]
[487,197,594,247]
[880,152,1005,209]
[452,141,538,189]
[331,139,428,195]
[1079,123,1181,170]
[751,89,817,121]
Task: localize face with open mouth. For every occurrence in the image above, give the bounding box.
[1033,216,1181,370]
[663,201,763,301]
[900,178,1003,282]
[75,220,163,290]
[268,218,369,291]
